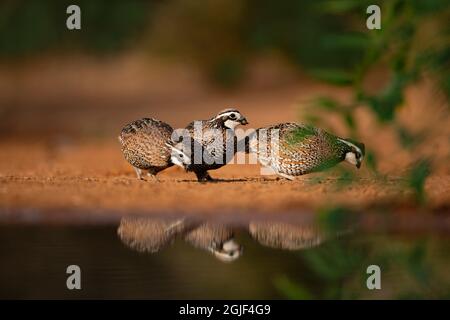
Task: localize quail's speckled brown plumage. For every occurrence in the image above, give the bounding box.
[184,223,242,262]
[117,217,189,253]
[119,118,190,180]
[248,221,324,250]
[178,108,248,182]
[246,123,365,180]
[117,217,242,262]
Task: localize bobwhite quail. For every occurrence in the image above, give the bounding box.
[176,108,248,182]
[117,217,242,262]
[119,118,191,180]
[248,221,324,250]
[117,217,190,253]
[184,223,242,262]
[246,123,365,180]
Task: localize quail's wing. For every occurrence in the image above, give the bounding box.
[184,120,223,160]
[117,217,187,253]
[184,223,234,250]
[120,118,174,143]
[255,123,316,162]
[248,221,324,250]
[277,124,331,165]
[119,118,175,166]
[185,119,210,134]
[279,125,319,153]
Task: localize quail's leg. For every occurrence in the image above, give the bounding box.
[147,171,159,182]
[134,167,144,180]
[275,171,295,181]
[194,170,214,182]
[204,172,214,181]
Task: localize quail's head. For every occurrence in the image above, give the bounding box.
[211,239,243,262]
[166,143,191,168]
[340,139,365,169]
[215,108,248,129]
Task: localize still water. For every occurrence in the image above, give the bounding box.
[0,213,449,299]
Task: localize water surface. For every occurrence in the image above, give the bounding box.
[1,213,449,299]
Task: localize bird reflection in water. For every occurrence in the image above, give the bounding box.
[117,217,243,262]
[117,217,339,262]
[248,221,324,250]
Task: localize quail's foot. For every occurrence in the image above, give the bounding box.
[147,172,160,182]
[195,171,215,182]
[134,167,145,180]
[276,172,295,181]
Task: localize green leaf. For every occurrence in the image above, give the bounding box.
[365,151,378,172]
[407,159,432,203]
[317,207,354,234]
[312,96,341,111]
[303,250,342,280]
[343,112,356,131]
[361,72,410,122]
[273,275,314,300]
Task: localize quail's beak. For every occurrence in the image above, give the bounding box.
[211,239,243,262]
[356,159,361,169]
[239,117,248,125]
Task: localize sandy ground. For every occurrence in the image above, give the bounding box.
[0,54,449,221]
[0,141,449,214]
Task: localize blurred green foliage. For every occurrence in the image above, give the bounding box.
[276,232,450,299]
[305,0,449,122]
[274,275,313,300]
[275,206,450,300]
[0,0,153,55]
[407,159,432,204]
[298,0,449,201]
[2,1,447,91]
[317,206,355,233]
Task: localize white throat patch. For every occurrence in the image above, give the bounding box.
[171,155,184,167]
[345,152,357,165]
[224,119,239,130]
[167,143,191,167]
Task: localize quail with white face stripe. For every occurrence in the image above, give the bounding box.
[249,221,324,250]
[184,223,243,262]
[117,217,242,262]
[177,108,248,182]
[246,123,365,180]
[119,118,191,180]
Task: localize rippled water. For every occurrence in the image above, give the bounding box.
[1,213,449,299]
